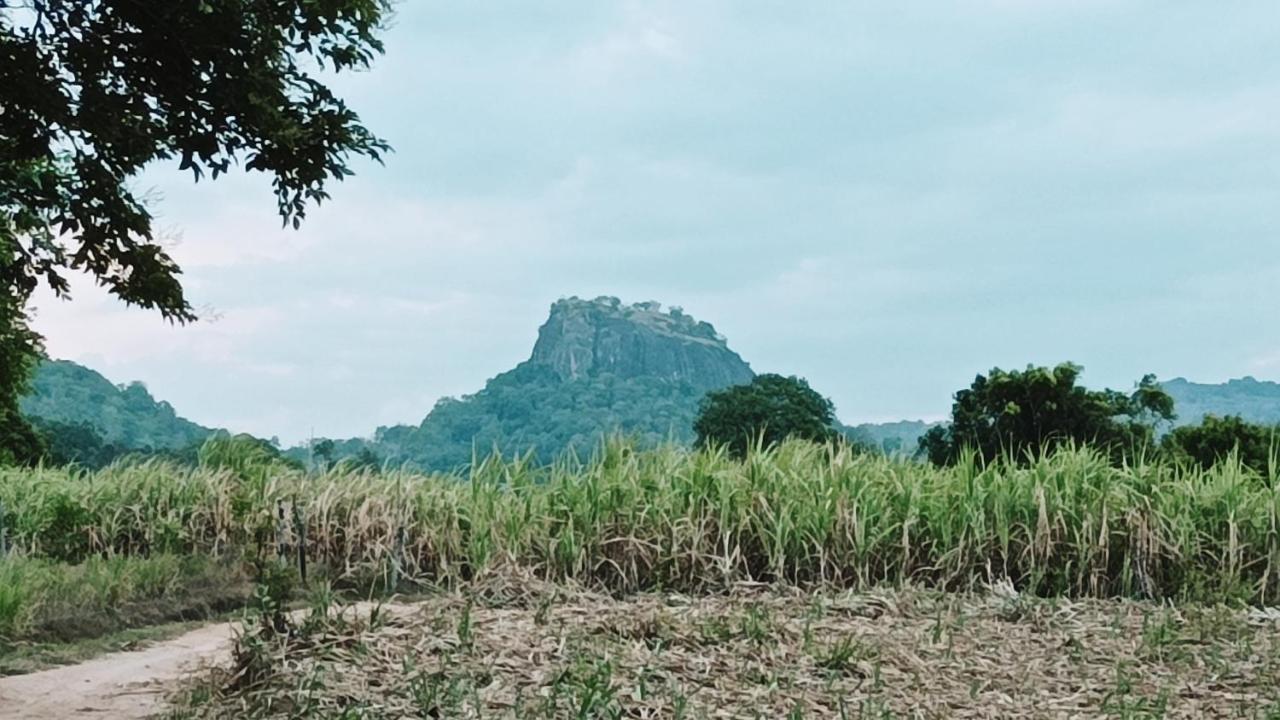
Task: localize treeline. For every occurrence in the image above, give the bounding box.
[916,363,1277,472]
[290,361,714,473]
[695,365,1279,475]
[27,421,297,471]
[11,360,1280,476]
[0,356,221,469]
[4,416,203,470]
[10,409,379,473]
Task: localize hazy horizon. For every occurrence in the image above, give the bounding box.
[29,2,1280,445]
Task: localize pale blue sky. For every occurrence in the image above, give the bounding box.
[32,1,1280,444]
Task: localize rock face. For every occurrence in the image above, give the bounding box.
[528,297,754,392]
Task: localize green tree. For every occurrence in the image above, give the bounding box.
[0,297,44,464]
[1162,415,1278,474]
[312,438,337,470]
[2,0,390,316]
[919,363,1174,466]
[31,417,120,468]
[339,446,381,472]
[694,374,837,457]
[1,1,390,461]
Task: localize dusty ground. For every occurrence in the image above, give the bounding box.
[166,583,1280,719]
[0,619,236,719]
[3,585,1280,719]
[0,603,397,720]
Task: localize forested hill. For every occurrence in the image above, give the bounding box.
[1161,377,1280,425]
[843,420,942,456]
[25,320,1280,472]
[300,297,757,471]
[20,359,216,451]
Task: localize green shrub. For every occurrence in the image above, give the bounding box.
[0,554,248,643]
[1162,415,1279,474]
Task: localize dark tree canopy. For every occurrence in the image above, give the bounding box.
[1,0,391,318]
[0,297,44,464]
[31,416,120,468]
[291,362,721,473]
[694,374,836,457]
[919,363,1174,466]
[1162,414,1278,474]
[0,0,389,464]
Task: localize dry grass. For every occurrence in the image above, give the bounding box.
[169,578,1280,719]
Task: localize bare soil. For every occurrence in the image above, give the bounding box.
[5,586,1280,719]
[0,603,395,720]
[170,584,1280,719]
[0,618,236,719]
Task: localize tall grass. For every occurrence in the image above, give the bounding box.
[0,554,247,643]
[3,440,1280,604]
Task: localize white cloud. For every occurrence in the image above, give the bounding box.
[1250,353,1280,373]
[31,275,286,369]
[139,171,316,270]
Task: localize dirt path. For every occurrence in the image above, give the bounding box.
[0,621,235,719]
[0,603,401,720]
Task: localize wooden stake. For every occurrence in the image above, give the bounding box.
[276,499,288,564]
[294,498,308,586]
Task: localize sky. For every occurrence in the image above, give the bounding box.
[31,1,1280,445]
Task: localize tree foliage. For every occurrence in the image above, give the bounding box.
[30,417,118,467]
[1,0,391,318]
[693,374,836,457]
[291,361,735,472]
[919,363,1174,465]
[0,1,388,465]
[1161,414,1278,474]
[22,359,213,451]
[0,296,44,464]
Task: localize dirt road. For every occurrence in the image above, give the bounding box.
[0,603,400,719]
[0,620,235,719]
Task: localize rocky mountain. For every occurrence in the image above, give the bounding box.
[530,297,753,391]
[301,297,756,471]
[21,359,216,452]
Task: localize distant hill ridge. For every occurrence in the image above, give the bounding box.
[20,299,1280,467]
[21,360,216,451]
[844,419,942,456]
[1161,376,1280,425]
